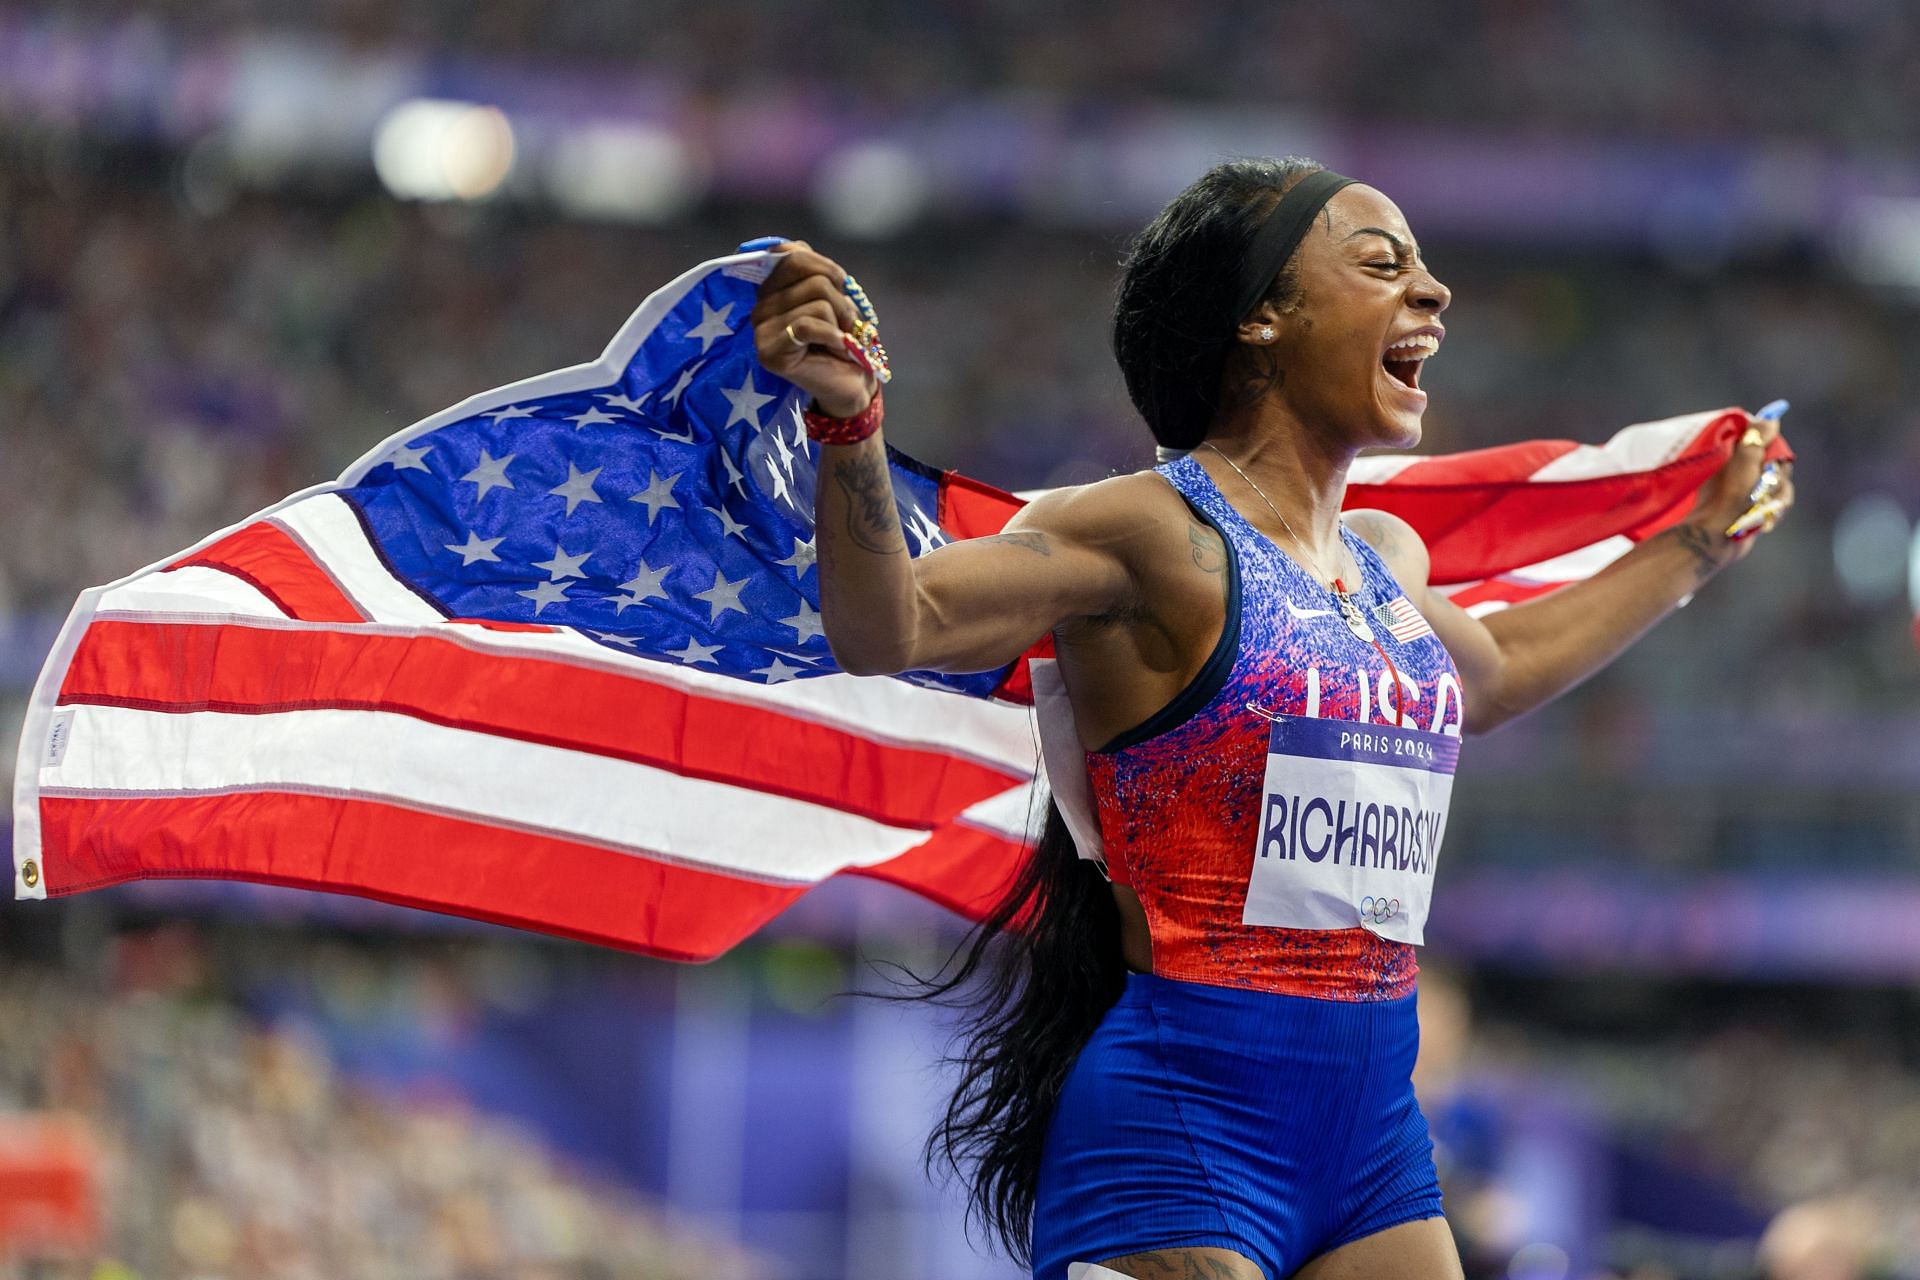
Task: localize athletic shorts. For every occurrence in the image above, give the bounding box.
[1031,972,1443,1279]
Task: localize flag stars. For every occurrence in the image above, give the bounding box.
[533,543,593,580]
[777,537,816,577]
[686,300,736,353]
[591,630,642,649]
[753,655,806,684]
[663,362,702,407]
[491,404,537,422]
[720,372,775,430]
[517,579,573,614]
[444,530,504,565]
[780,601,825,644]
[548,462,605,516]
[460,450,515,498]
[612,560,670,612]
[904,508,949,556]
[601,392,650,413]
[630,469,681,523]
[668,636,723,666]
[692,569,751,622]
[569,406,619,430]
[704,503,749,542]
[383,441,432,472]
[720,447,748,495]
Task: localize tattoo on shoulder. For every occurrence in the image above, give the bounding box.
[831,453,907,555]
[1188,522,1226,574]
[978,531,1051,555]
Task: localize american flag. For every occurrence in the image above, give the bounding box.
[1374,596,1437,644]
[10,240,1791,960]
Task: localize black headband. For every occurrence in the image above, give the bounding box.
[1230,168,1356,323]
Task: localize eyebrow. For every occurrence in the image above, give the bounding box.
[1345,227,1413,256]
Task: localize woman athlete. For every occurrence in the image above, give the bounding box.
[751,158,1793,1280]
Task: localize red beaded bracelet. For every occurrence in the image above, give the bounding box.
[804,389,884,445]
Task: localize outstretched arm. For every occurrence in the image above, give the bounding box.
[751,244,1135,676]
[1349,411,1796,735]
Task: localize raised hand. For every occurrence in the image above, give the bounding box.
[750,241,877,419]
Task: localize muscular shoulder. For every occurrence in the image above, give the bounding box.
[1343,507,1432,594]
[1004,469,1193,558]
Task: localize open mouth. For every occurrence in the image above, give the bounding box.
[1381,331,1440,392]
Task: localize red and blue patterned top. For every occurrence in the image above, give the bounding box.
[1086,455,1465,1001]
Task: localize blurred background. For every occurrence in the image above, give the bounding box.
[3,1,1920,1277]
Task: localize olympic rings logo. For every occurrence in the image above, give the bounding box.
[1359,896,1400,924]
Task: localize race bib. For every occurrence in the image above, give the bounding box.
[1242,714,1459,945]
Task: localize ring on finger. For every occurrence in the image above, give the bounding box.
[1740,426,1767,448]
[785,323,805,348]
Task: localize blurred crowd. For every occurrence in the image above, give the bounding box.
[0,952,773,1278]
[25,0,1920,148]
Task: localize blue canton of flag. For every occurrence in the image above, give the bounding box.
[339,238,1003,697]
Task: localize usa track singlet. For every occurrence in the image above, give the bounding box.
[1085,453,1464,1001]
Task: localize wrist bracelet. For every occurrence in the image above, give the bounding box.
[804,389,883,445]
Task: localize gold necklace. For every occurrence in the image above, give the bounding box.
[1201,442,1374,642]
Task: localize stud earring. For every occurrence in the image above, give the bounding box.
[1258,326,1275,341]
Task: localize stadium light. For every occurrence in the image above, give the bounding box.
[372,98,516,203]
[811,141,932,240]
[1832,493,1911,604]
[543,122,707,224]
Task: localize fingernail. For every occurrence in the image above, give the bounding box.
[1755,399,1790,421]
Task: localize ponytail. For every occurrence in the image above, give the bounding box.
[909,799,1125,1266]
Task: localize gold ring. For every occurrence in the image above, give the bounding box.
[785,323,805,348]
[1740,426,1767,448]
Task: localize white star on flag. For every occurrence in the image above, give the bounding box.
[569,407,618,430]
[443,530,504,565]
[720,372,775,430]
[705,504,750,542]
[686,301,737,353]
[612,561,671,611]
[692,570,750,622]
[459,451,515,498]
[667,636,723,666]
[532,544,593,580]
[601,392,649,413]
[490,404,536,422]
[776,537,816,576]
[385,442,432,472]
[779,601,824,644]
[547,463,604,516]
[630,469,681,523]
[517,579,572,614]
[662,362,702,407]
[752,655,806,684]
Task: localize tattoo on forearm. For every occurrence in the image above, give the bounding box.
[1666,523,1727,584]
[1188,522,1227,574]
[979,531,1051,555]
[830,452,907,555]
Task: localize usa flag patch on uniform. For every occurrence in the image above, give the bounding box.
[1376,595,1436,643]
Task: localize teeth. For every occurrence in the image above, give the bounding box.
[1384,333,1440,360]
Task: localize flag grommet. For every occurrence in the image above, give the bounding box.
[20,859,38,889]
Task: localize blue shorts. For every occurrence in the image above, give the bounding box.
[1031,973,1443,1279]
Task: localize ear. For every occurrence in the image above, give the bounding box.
[1235,302,1282,346]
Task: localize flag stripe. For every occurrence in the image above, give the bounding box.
[172,521,365,623]
[45,702,977,884]
[103,567,288,618]
[60,619,1023,831]
[275,495,446,624]
[82,605,1037,775]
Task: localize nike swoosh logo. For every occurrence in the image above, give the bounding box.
[1285,599,1334,619]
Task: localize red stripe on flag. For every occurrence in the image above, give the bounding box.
[38,791,806,961]
[1444,578,1566,611]
[170,522,364,622]
[849,820,1029,922]
[1346,412,1748,585]
[58,620,1023,831]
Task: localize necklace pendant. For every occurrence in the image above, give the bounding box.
[1335,590,1374,642]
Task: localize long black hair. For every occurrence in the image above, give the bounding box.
[918,157,1330,1266]
[1113,155,1327,452]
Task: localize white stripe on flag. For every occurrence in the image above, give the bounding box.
[1526,411,1718,482]
[99,567,287,618]
[44,703,980,884]
[273,495,444,624]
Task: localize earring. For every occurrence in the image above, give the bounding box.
[1258,326,1275,341]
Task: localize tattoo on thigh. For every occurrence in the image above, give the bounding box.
[831,453,908,555]
[1098,1248,1261,1280]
